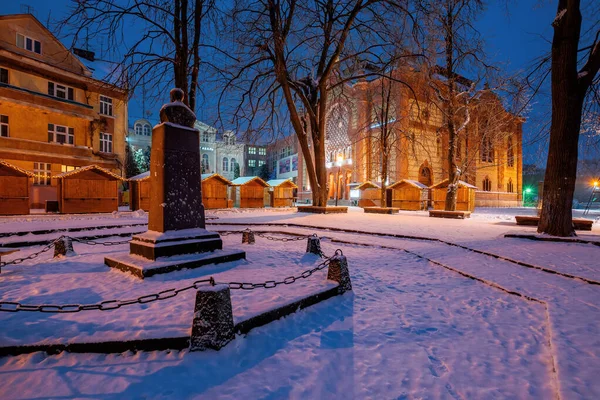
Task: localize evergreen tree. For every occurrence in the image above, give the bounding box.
[234,163,241,179]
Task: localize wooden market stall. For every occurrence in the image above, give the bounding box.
[388,179,429,210]
[129,171,150,211]
[356,182,381,207]
[202,173,232,209]
[267,179,298,207]
[230,176,270,208]
[0,160,34,215]
[54,165,123,214]
[430,179,477,212]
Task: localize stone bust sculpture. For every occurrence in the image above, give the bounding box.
[159,88,197,128]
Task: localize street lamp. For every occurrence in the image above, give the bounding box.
[523,187,532,206]
[335,154,344,206]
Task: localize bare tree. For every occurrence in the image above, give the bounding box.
[416,0,500,211]
[59,0,216,111]
[223,0,411,207]
[538,0,600,236]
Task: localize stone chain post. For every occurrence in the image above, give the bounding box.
[54,237,75,258]
[327,251,352,294]
[242,229,255,244]
[306,234,322,255]
[190,284,235,351]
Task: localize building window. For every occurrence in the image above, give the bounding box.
[229,136,236,145]
[135,123,143,135]
[202,132,209,142]
[33,162,51,185]
[223,157,229,172]
[259,147,266,156]
[143,124,151,136]
[16,33,42,54]
[481,137,493,163]
[202,154,210,172]
[230,158,236,171]
[61,165,78,173]
[0,67,8,84]
[48,82,74,101]
[507,136,514,168]
[258,160,265,166]
[248,159,256,167]
[0,115,8,137]
[248,147,256,155]
[100,132,113,153]
[507,178,514,193]
[99,95,113,116]
[48,124,74,145]
[482,176,492,192]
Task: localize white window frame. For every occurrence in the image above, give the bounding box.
[258,147,266,156]
[135,123,143,135]
[33,162,51,186]
[258,160,265,167]
[143,124,151,136]
[100,132,113,153]
[48,124,74,145]
[48,81,74,101]
[0,115,8,138]
[16,33,42,54]
[248,159,256,167]
[99,95,113,116]
[248,147,256,155]
[222,157,229,172]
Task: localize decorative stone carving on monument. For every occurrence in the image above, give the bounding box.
[104,88,245,278]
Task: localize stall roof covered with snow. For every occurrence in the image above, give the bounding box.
[355,181,381,207]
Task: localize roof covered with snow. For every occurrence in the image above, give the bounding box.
[202,173,232,184]
[388,179,429,190]
[355,182,380,190]
[230,176,270,187]
[129,171,150,181]
[430,179,478,190]
[266,179,297,188]
[54,165,123,180]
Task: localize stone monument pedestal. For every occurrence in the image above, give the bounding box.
[105,115,245,279]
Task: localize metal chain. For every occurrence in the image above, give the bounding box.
[0,236,64,267]
[255,232,308,242]
[70,237,131,246]
[0,278,214,313]
[218,250,342,291]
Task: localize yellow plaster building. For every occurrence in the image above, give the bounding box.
[0,14,128,208]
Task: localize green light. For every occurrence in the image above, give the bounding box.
[524,187,532,194]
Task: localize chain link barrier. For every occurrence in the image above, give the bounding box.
[0,229,341,313]
[0,236,64,267]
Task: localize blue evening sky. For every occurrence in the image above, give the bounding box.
[4,0,559,164]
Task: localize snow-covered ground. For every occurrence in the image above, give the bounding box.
[0,207,598,399]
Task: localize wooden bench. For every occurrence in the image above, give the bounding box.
[0,248,19,273]
[297,206,348,214]
[363,207,400,215]
[429,210,471,219]
[515,216,593,231]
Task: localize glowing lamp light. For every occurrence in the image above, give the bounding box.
[593,181,599,188]
[524,187,532,194]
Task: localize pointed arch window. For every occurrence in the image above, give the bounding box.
[507,136,514,167]
[223,157,229,172]
[482,176,492,192]
[507,178,514,193]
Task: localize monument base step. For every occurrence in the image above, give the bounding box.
[104,249,246,279]
[130,228,223,260]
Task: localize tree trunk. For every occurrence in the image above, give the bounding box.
[443,4,458,211]
[538,1,584,237]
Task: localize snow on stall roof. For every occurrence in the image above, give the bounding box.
[355,181,380,190]
[230,176,270,187]
[430,179,478,189]
[266,178,297,188]
[202,173,232,184]
[53,164,124,180]
[129,171,150,181]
